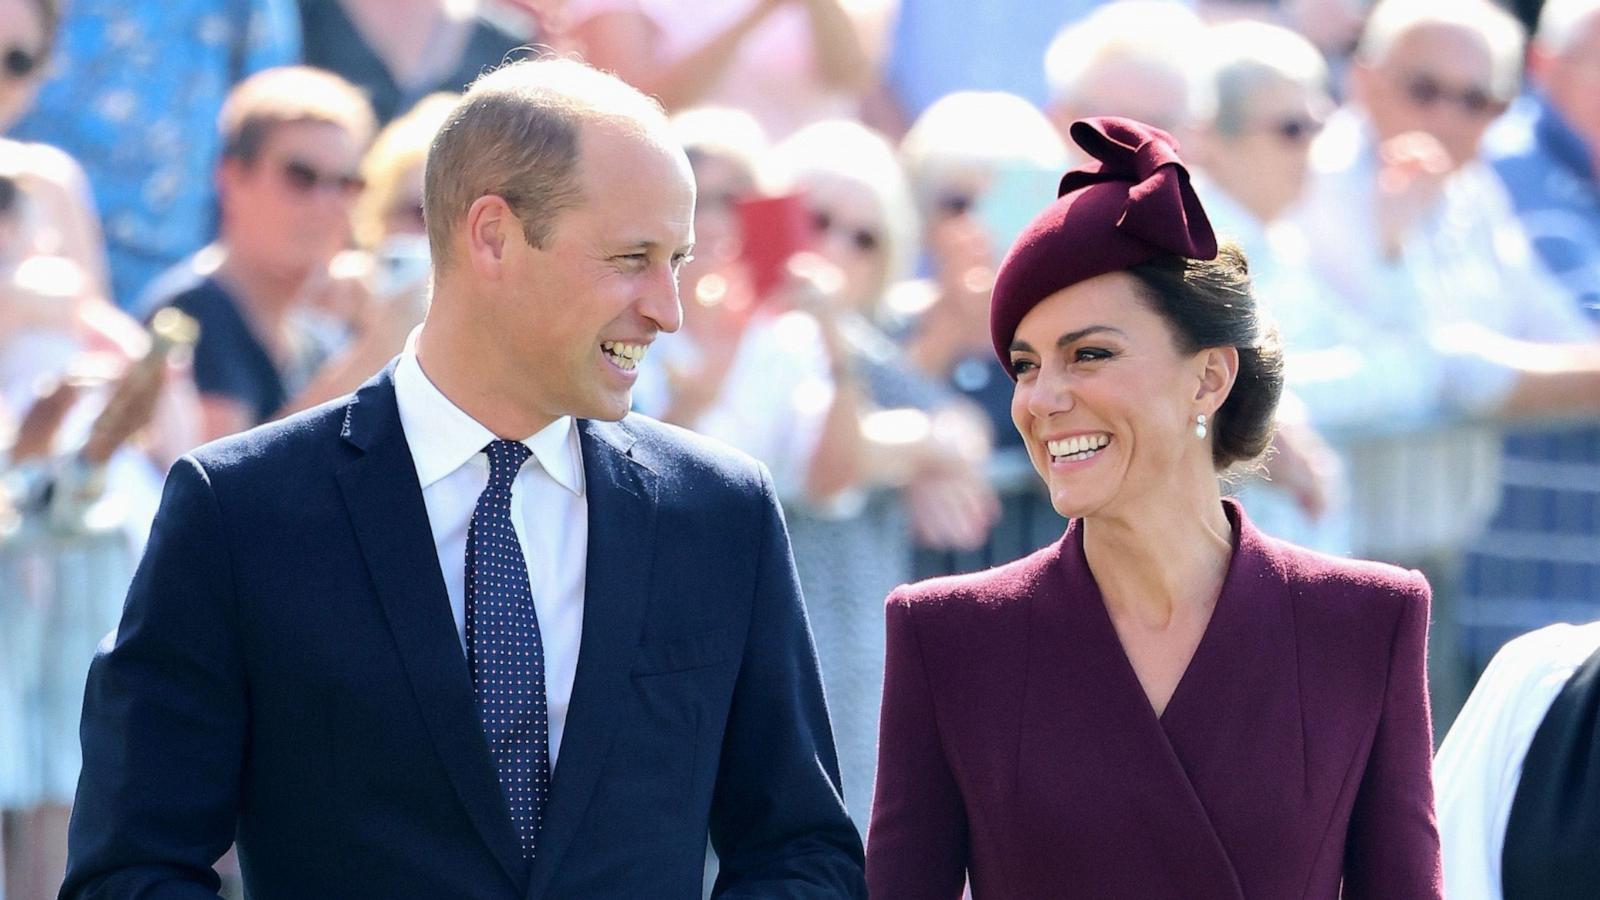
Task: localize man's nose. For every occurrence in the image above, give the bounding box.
[642,266,683,334]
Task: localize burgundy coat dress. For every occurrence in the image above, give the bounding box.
[867,500,1443,899]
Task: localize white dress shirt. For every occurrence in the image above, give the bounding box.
[1434,620,1600,900]
[393,347,587,768]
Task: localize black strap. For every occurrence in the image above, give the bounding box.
[1503,638,1600,899]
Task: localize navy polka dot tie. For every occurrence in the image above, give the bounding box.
[465,439,549,859]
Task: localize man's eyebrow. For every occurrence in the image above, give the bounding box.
[1008,325,1127,354]
[613,239,696,254]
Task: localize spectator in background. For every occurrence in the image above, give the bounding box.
[1488,0,1600,314]
[894,90,1071,571]
[0,0,111,311]
[142,66,378,447]
[352,93,459,252]
[640,106,837,501]
[1295,0,1600,732]
[1,9,198,891]
[1281,0,1375,95]
[896,91,1066,446]
[297,0,530,125]
[10,0,300,309]
[763,119,997,828]
[1189,21,1387,555]
[1459,0,1600,686]
[1043,0,1210,152]
[566,0,891,140]
[877,0,1110,136]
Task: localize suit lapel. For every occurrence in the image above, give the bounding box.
[334,367,529,891]
[526,418,659,899]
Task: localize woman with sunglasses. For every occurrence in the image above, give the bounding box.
[866,117,1443,898]
[141,66,379,446]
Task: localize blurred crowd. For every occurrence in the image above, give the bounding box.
[2,0,1600,895]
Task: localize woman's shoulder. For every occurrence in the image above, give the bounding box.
[888,539,1063,621]
[1255,530,1430,625]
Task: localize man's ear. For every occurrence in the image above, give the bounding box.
[463,194,519,280]
[1194,345,1240,415]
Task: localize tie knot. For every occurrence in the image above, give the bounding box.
[483,439,532,483]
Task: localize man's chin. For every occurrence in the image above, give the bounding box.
[580,391,634,422]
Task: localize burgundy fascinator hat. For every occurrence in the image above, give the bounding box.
[989,116,1219,376]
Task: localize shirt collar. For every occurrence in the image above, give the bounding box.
[394,336,585,496]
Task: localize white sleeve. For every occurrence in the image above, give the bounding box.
[1435,622,1600,900]
[691,311,834,503]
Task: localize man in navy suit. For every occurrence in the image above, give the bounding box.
[60,57,866,899]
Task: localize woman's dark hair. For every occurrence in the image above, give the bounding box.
[1126,241,1284,472]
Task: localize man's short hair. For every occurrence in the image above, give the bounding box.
[217,66,378,163]
[423,56,669,268]
[1356,0,1526,101]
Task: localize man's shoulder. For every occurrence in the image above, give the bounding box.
[188,393,354,482]
[605,412,771,491]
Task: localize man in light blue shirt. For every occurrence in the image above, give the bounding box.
[1468,0,1600,678]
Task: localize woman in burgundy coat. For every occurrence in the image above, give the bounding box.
[865,117,1443,899]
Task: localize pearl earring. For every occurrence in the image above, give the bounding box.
[1194,413,1208,440]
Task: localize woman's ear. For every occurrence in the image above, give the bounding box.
[1194,345,1240,414]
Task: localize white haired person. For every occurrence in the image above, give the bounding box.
[894,90,1073,565]
[1043,0,1212,153]
[1292,0,1600,733]
[761,118,998,829]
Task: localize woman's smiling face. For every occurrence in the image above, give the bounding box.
[1008,270,1214,520]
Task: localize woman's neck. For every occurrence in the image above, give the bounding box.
[1081,481,1234,630]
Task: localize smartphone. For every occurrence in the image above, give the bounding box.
[734,192,812,303]
[371,233,433,320]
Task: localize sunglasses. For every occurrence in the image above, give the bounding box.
[3,46,39,80]
[935,193,975,218]
[1400,74,1506,117]
[1260,115,1325,143]
[810,209,881,254]
[278,158,366,196]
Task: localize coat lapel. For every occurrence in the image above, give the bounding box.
[526,418,659,899]
[1017,516,1244,897]
[334,366,529,891]
[1158,502,1307,871]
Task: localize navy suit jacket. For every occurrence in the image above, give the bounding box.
[61,366,865,899]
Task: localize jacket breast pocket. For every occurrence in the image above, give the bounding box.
[630,624,741,677]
